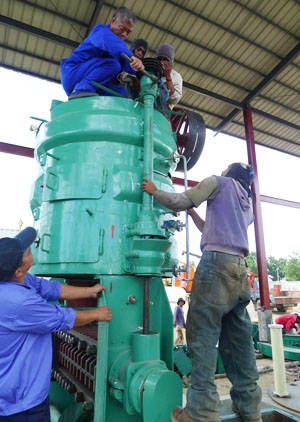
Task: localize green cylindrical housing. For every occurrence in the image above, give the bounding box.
[132,332,160,362]
[31,96,177,277]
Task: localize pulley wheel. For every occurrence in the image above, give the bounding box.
[170,108,206,172]
[137,58,163,79]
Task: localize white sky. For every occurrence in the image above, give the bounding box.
[0,68,299,260]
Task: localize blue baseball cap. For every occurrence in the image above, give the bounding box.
[0,227,37,281]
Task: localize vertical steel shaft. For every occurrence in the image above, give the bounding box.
[143,276,151,334]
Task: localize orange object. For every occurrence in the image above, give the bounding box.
[273,283,282,297]
[175,265,195,292]
[247,271,255,289]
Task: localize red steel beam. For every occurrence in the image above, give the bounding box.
[173,178,300,209]
[0,142,34,158]
[243,106,270,309]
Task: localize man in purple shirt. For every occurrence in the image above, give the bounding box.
[0,227,112,421]
[142,163,262,422]
[174,298,186,345]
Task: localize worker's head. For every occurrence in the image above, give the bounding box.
[131,38,148,59]
[222,162,254,197]
[0,227,36,282]
[177,298,185,307]
[156,43,175,67]
[110,7,136,40]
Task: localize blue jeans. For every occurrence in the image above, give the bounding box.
[186,251,262,422]
[0,397,50,422]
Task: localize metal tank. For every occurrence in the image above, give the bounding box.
[30,64,183,422]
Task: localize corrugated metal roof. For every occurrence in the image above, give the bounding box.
[0,0,299,156]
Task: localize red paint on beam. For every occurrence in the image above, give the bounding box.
[0,142,34,158]
[172,177,198,187]
[243,106,270,310]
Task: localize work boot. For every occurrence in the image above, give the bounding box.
[232,405,262,422]
[68,90,98,100]
[171,407,199,422]
[171,406,219,422]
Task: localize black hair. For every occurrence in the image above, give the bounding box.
[225,163,254,197]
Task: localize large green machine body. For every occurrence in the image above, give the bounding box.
[30,76,183,422]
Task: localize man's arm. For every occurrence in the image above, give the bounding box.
[167,70,183,107]
[74,307,111,327]
[91,26,144,71]
[59,284,106,301]
[187,208,205,233]
[141,176,218,212]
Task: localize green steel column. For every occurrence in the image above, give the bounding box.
[94,288,109,422]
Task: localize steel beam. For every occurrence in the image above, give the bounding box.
[163,0,300,73]
[173,178,300,209]
[0,142,34,158]
[183,82,300,132]
[215,43,300,133]
[243,106,270,310]
[229,0,300,41]
[0,15,79,48]
[0,63,60,84]
[15,0,88,28]
[260,195,300,209]
[86,0,105,36]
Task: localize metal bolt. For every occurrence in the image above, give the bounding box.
[126,295,137,304]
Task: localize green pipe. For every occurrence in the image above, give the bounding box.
[142,90,155,212]
[91,81,124,97]
[93,289,109,422]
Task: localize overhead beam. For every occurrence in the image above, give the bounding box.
[183,81,300,132]
[229,0,300,42]
[0,64,60,84]
[1,13,298,114]
[215,43,300,133]
[0,43,60,66]
[105,2,299,96]
[172,178,300,209]
[0,15,79,48]
[180,101,300,149]
[16,0,88,28]
[86,0,105,36]
[163,0,300,73]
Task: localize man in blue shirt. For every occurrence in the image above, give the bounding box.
[0,227,112,421]
[60,7,144,99]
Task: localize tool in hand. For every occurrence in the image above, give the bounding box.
[121,53,159,83]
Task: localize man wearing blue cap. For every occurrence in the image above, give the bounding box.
[142,163,262,422]
[0,227,112,421]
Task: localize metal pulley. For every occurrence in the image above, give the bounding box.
[170,107,206,171]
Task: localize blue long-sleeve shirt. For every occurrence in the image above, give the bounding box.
[61,24,133,73]
[0,274,75,416]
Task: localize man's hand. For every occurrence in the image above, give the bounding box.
[161,60,172,78]
[88,284,106,298]
[130,56,144,72]
[94,306,112,322]
[141,178,157,195]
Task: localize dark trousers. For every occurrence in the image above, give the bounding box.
[0,397,50,422]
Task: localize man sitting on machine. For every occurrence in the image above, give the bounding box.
[60,7,144,100]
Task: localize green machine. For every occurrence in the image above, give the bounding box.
[30,61,192,422]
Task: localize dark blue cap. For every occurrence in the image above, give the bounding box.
[0,227,37,281]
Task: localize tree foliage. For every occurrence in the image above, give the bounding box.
[285,253,300,281]
[245,252,258,273]
[267,256,286,281]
